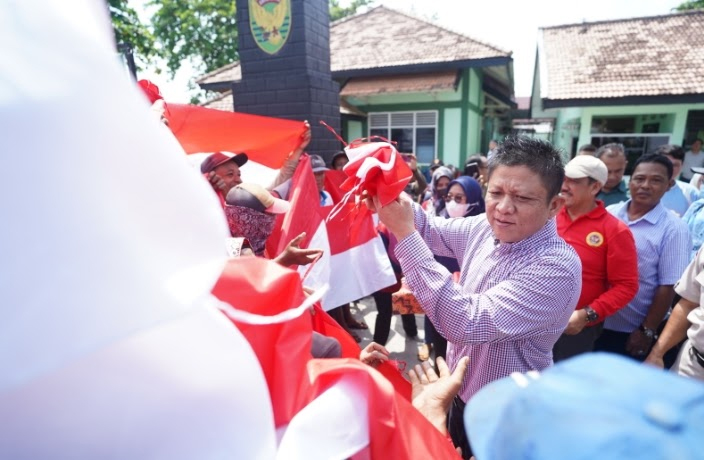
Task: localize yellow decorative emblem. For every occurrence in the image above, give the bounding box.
[586,231,604,247]
[249,0,291,55]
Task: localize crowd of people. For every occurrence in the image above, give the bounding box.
[197,120,704,457]
[8,4,703,457]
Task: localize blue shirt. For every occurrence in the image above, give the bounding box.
[605,201,691,333]
[683,198,704,260]
[661,180,699,217]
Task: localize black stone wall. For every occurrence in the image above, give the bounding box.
[234,0,342,160]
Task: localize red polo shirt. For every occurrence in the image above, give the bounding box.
[556,201,639,322]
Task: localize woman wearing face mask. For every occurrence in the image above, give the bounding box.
[417,175,486,363]
[421,166,453,216]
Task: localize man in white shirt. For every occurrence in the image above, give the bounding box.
[681,139,704,181]
[646,247,704,381]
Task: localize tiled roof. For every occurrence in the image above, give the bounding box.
[201,91,234,111]
[330,6,509,72]
[340,71,458,97]
[198,5,509,88]
[196,62,241,87]
[539,10,704,101]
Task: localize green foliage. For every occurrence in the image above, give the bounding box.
[148,0,238,77]
[674,0,704,10]
[329,0,373,22]
[108,0,155,68]
[109,0,375,84]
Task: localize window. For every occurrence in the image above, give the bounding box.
[369,111,438,164]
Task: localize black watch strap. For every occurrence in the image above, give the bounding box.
[584,306,599,323]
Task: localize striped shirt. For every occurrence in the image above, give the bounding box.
[395,204,581,402]
[605,201,691,333]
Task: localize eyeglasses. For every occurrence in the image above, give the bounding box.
[445,194,466,203]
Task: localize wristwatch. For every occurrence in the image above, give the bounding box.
[639,324,657,340]
[583,306,599,323]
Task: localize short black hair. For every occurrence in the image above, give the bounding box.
[488,136,564,200]
[578,144,597,154]
[595,143,626,160]
[653,144,685,162]
[633,153,673,180]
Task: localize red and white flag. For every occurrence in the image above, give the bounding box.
[267,155,397,310]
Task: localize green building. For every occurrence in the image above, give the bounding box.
[530,10,704,169]
[198,6,514,167]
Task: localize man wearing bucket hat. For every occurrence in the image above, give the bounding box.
[553,156,639,361]
[464,353,704,460]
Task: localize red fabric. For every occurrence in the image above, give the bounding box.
[556,201,639,321]
[340,141,413,207]
[266,155,322,261]
[375,361,412,401]
[137,79,163,103]
[324,169,347,204]
[166,103,306,169]
[212,257,312,427]
[306,359,461,460]
[321,204,378,256]
[311,303,360,359]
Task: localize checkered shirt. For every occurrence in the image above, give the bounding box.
[395,204,582,402]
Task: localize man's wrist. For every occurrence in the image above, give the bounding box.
[639,324,657,340]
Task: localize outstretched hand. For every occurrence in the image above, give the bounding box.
[289,121,312,161]
[359,342,390,368]
[274,232,323,267]
[409,356,469,435]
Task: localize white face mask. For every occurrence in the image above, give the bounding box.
[446,200,470,218]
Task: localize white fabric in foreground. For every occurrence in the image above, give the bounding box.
[277,374,370,460]
[0,0,228,390]
[0,307,277,460]
[0,0,277,458]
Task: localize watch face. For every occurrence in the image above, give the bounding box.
[585,308,598,322]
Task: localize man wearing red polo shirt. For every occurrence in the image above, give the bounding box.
[553,155,639,361]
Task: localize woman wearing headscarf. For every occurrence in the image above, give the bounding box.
[421,166,454,216]
[418,175,486,362]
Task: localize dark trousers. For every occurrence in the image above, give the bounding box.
[372,291,417,345]
[448,396,472,459]
[553,322,604,363]
[424,316,448,360]
[594,328,648,362]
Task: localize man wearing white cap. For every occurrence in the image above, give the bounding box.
[554,156,639,361]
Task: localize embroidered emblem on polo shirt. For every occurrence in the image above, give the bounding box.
[586,231,604,247]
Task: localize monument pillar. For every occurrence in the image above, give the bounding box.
[233,0,341,159]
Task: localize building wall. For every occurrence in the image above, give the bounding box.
[342,68,487,166]
[531,101,704,160]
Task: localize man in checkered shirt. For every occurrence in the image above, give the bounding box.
[370,136,581,458]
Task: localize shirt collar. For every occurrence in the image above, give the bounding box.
[559,200,606,222]
[618,200,667,225]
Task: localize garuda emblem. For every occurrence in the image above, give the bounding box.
[249,0,291,55]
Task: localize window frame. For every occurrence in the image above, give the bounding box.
[367,110,439,163]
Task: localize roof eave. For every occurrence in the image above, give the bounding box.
[542,93,704,109]
[198,81,234,92]
[331,56,512,79]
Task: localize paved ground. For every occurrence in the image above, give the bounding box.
[347,296,433,370]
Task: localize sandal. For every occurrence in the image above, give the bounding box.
[418,343,432,361]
